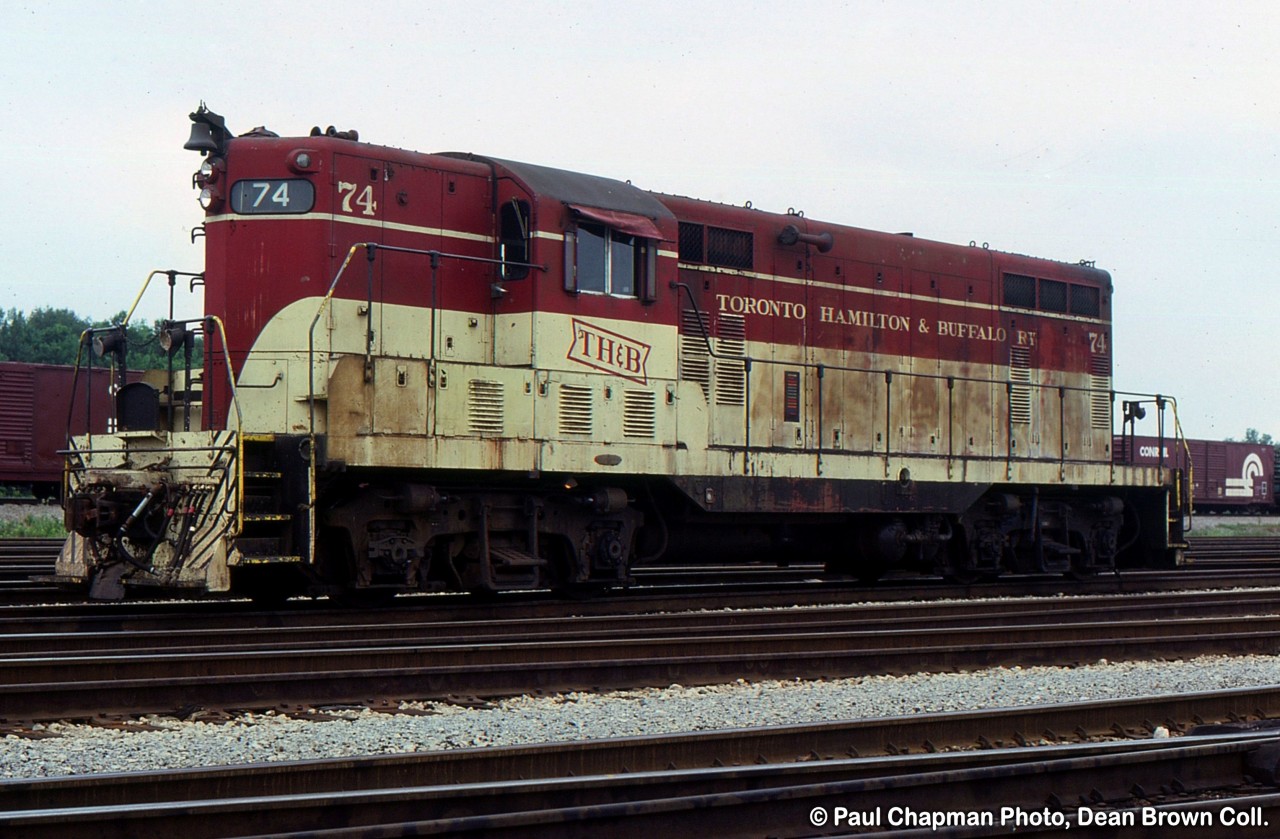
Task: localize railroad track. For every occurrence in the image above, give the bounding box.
[6,537,1280,836]
[4,533,1280,604]
[0,537,68,601]
[5,687,1280,837]
[1186,536,1280,563]
[4,588,1280,721]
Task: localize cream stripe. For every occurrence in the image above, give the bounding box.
[205,212,493,244]
[677,263,1107,325]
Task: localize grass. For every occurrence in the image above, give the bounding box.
[1187,520,1280,538]
[0,515,67,539]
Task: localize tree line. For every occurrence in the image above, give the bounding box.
[0,307,193,371]
[1233,428,1280,456]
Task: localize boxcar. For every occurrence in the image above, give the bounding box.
[0,362,117,499]
[1115,435,1274,514]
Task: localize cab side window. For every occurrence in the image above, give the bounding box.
[499,199,531,281]
[565,222,653,299]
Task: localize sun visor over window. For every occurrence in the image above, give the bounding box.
[568,205,663,240]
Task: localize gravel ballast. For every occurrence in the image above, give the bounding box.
[4,653,1280,779]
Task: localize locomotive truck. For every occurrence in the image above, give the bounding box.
[54,105,1189,600]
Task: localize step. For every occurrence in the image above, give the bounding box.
[490,546,547,568]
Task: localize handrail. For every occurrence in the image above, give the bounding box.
[306,243,367,440]
[670,280,1177,473]
[302,241,544,563]
[67,270,243,438]
[121,269,171,326]
[205,315,243,432]
[306,242,547,439]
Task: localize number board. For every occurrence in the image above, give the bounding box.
[229,179,316,214]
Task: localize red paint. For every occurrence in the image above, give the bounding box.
[197,131,1114,425]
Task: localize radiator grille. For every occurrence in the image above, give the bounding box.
[678,222,704,262]
[466,379,505,435]
[1089,376,1111,430]
[558,384,594,435]
[1089,354,1111,430]
[706,227,754,270]
[1008,347,1032,425]
[714,313,747,406]
[678,309,712,400]
[623,389,657,438]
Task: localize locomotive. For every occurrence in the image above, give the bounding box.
[55,105,1189,601]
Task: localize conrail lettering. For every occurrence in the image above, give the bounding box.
[1139,446,1170,458]
[716,294,806,319]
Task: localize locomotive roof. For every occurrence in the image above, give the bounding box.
[444,153,675,224]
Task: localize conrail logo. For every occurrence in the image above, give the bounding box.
[1226,453,1267,497]
[1138,446,1169,458]
[567,319,651,384]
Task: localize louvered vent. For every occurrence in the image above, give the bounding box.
[1008,347,1032,425]
[623,390,657,438]
[1089,353,1111,430]
[467,379,505,435]
[679,309,712,400]
[714,313,747,406]
[558,384,594,435]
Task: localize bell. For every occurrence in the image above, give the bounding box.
[184,121,219,153]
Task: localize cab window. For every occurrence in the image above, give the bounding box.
[566,222,648,298]
[499,199,531,280]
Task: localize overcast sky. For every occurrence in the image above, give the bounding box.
[1,0,1275,439]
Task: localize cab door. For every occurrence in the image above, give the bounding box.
[492,184,534,367]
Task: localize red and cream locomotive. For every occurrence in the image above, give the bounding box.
[56,105,1188,600]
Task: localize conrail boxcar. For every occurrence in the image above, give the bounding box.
[55,106,1188,600]
[0,362,117,499]
[1115,436,1275,514]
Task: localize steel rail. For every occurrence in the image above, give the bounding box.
[1,730,1278,838]
[2,534,1280,605]
[6,597,1280,719]
[8,684,1280,812]
[3,587,1280,658]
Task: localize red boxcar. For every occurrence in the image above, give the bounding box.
[0,362,117,497]
[1115,435,1275,513]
